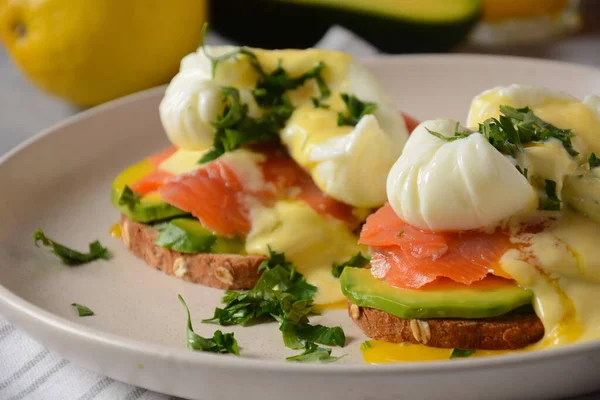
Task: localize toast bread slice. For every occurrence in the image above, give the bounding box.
[348,302,544,350]
[120,215,266,290]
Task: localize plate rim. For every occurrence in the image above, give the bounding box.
[1,53,600,374]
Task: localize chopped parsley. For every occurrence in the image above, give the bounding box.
[198,24,331,162]
[589,152,600,169]
[203,249,345,362]
[450,348,476,359]
[118,186,140,210]
[426,106,578,159]
[337,93,377,127]
[286,342,343,363]
[538,179,562,211]
[331,252,370,278]
[425,122,471,142]
[480,105,578,157]
[250,59,330,108]
[515,165,529,179]
[311,97,330,109]
[198,86,289,163]
[360,340,372,350]
[71,303,94,317]
[33,229,110,266]
[178,294,240,355]
[154,221,216,253]
[397,230,405,238]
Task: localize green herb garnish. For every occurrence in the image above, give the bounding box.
[154,221,216,253]
[199,87,290,163]
[397,230,405,237]
[426,122,471,142]
[589,152,600,169]
[178,294,240,355]
[337,93,377,127]
[478,105,578,158]
[311,97,330,109]
[331,252,370,278]
[118,185,140,210]
[250,60,330,108]
[198,24,331,162]
[203,249,344,362]
[33,229,110,266]
[360,340,372,350]
[285,342,343,363]
[71,303,94,317]
[538,179,562,211]
[450,348,476,359]
[516,165,529,179]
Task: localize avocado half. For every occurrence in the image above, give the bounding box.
[210,0,481,53]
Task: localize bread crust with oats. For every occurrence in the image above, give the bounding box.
[120,215,266,290]
[348,302,544,350]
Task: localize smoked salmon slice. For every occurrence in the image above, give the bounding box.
[258,148,357,226]
[160,160,252,237]
[360,203,513,289]
[156,147,358,237]
[401,112,420,134]
[130,170,173,195]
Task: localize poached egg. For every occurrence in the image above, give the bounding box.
[159,46,409,207]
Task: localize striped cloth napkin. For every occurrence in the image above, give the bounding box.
[0,27,378,400]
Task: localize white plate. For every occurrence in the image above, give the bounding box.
[1,55,599,400]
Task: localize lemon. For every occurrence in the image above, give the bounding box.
[0,0,206,106]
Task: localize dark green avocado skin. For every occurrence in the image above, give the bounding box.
[210,0,480,53]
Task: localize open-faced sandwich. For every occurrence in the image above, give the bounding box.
[341,85,600,360]
[110,39,419,306]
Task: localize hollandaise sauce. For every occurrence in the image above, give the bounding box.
[361,341,513,364]
[109,223,122,238]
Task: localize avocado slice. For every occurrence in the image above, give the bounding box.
[563,171,600,223]
[340,268,533,319]
[155,218,245,254]
[111,159,187,223]
[210,0,480,53]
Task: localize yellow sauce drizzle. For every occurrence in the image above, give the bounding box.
[110,223,122,238]
[532,279,583,349]
[312,300,347,312]
[361,341,515,364]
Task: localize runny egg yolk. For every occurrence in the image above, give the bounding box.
[360,341,513,363]
[109,223,122,238]
[501,208,600,347]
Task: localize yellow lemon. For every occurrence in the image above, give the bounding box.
[0,0,206,106]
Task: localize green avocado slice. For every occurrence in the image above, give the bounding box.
[154,218,245,254]
[340,268,533,319]
[111,159,187,223]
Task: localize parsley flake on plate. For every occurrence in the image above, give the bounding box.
[178,294,240,355]
[450,348,476,359]
[71,303,94,317]
[33,229,110,266]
